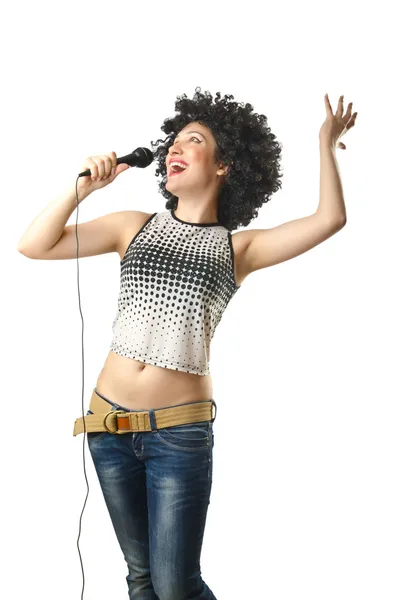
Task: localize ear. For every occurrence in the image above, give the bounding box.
[217,161,232,177]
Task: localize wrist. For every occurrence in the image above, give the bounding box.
[68,183,90,203]
[319,135,336,151]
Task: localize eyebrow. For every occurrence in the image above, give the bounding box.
[175,130,207,141]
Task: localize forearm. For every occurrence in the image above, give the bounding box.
[17,184,87,254]
[316,139,347,224]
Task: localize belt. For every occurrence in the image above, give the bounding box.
[73,388,217,437]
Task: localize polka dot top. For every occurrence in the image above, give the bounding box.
[109,209,241,376]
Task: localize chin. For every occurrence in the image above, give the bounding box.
[165,179,181,192]
[165,179,175,192]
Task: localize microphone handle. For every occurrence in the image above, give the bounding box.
[78,153,132,178]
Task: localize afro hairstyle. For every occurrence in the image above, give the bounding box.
[150,87,284,232]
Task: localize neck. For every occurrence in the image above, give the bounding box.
[173,203,219,224]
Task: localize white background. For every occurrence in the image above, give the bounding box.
[2,1,396,599]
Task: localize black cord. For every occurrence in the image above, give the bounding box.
[74,174,89,600]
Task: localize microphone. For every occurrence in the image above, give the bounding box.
[78,147,154,177]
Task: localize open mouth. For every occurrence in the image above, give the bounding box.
[169,163,188,176]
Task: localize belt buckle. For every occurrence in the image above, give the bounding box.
[103,410,129,435]
[211,400,217,422]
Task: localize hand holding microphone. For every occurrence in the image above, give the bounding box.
[76,147,154,200]
[77,152,130,198]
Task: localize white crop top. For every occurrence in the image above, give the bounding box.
[109,209,241,375]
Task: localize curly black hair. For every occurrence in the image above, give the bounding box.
[150,87,284,232]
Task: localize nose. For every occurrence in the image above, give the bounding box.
[169,137,183,154]
[170,146,180,156]
[168,143,182,168]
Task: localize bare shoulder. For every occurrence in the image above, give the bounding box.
[117,210,154,261]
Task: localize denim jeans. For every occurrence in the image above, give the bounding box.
[86,390,217,600]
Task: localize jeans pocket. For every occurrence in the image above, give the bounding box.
[155,421,210,451]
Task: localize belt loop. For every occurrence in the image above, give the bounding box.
[148,409,158,432]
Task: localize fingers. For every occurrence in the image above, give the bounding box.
[325,94,357,128]
[109,151,117,176]
[345,101,353,118]
[96,154,114,180]
[336,95,344,119]
[324,93,333,117]
[348,111,358,127]
[325,93,346,117]
[86,152,117,181]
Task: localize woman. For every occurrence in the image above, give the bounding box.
[17,87,356,600]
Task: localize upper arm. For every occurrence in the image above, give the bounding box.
[19,210,137,260]
[237,212,346,276]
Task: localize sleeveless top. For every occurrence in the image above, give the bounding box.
[109,209,241,376]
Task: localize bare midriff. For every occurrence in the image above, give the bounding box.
[95,350,214,409]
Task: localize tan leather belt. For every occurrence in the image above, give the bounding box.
[73,388,216,437]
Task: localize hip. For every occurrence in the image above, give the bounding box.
[95,350,214,410]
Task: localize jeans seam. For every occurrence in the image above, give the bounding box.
[153,432,209,452]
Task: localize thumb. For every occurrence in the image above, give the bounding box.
[116,163,130,175]
[114,163,130,176]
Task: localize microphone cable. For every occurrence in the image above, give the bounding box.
[74,172,90,600]
[72,147,153,599]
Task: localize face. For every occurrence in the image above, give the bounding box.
[165,121,227,195]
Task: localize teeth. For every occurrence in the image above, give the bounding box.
[170,161,187,172]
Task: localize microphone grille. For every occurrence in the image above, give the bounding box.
[134,147,154,168]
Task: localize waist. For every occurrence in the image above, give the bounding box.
[96,350,214,410]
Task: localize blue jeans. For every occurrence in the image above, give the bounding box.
[86,390,217,600]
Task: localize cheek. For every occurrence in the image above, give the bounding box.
[193,151,212,169]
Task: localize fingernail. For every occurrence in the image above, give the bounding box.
[111,167,115,175]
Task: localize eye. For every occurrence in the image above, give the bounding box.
[170,135,201,149]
